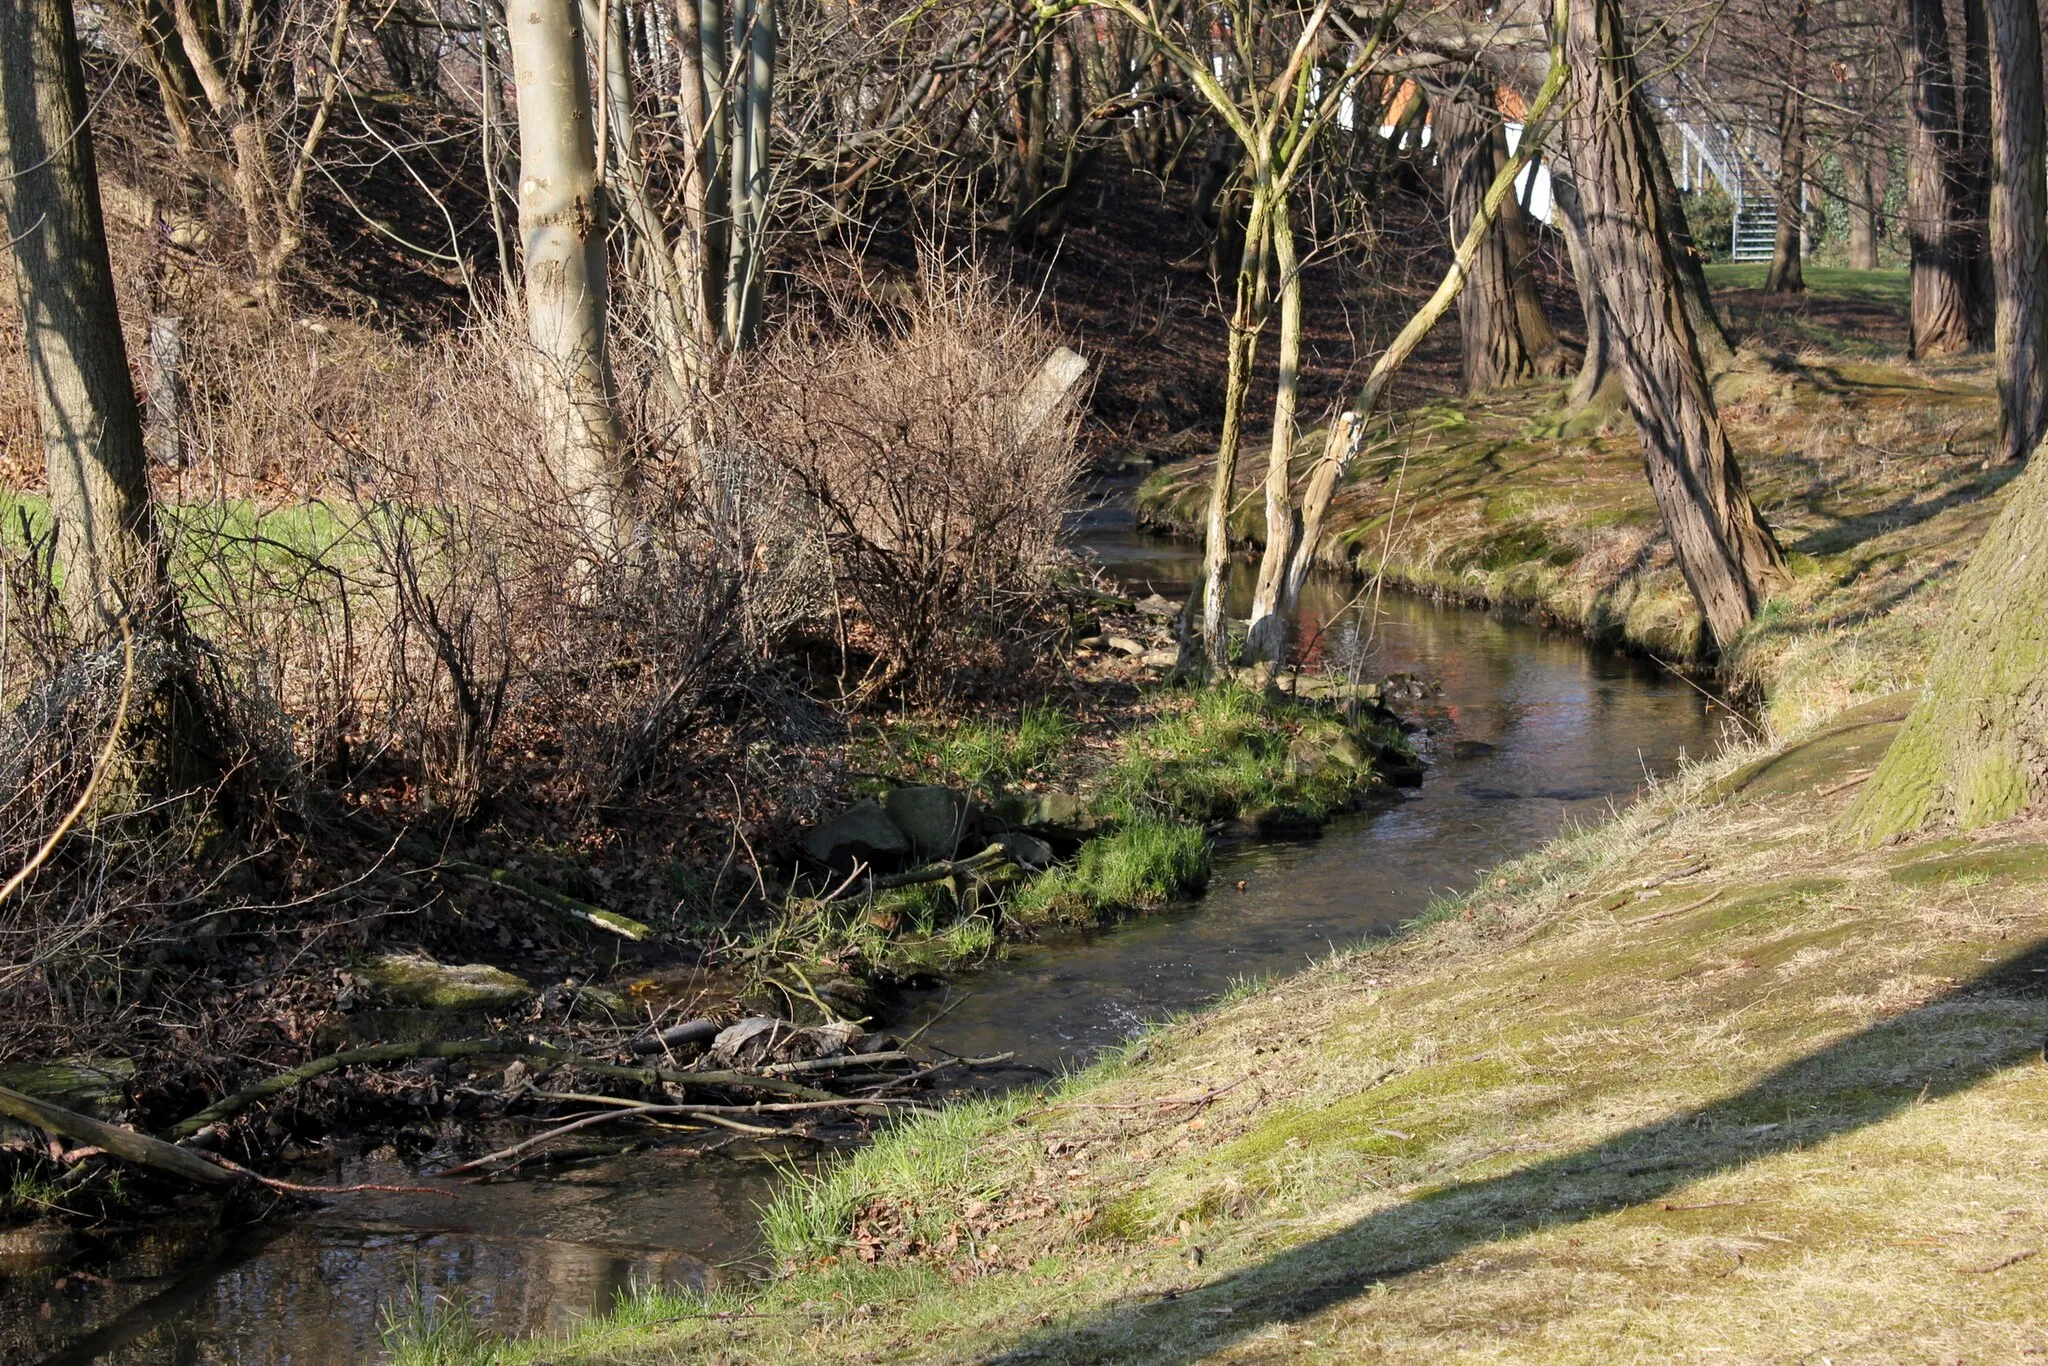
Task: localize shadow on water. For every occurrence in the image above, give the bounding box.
[13,496,1732,1362]
[979,938,2048,1363]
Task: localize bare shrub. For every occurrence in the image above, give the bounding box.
[717,261,1084,697]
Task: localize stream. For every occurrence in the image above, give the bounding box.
[10,496,1732,1364]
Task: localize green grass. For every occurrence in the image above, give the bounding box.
[380,1283,492,1366]
[1703,262,1910,307]
[1010,818,1212,923]
[864,701,1078,797]
[1095,685,1384,827]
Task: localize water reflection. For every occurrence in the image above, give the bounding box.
[904,497,1729,1069]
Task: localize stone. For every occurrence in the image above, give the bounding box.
[1140,649,1180,669]
[883,785,973,859]
[710,1017,794,1068]
[993,829,1055,869]
[802,798,911,868]
[1135,593,1182,618]
[1025,789,1100,837]
[357,952,532,1010]
[1106,636,1145,656]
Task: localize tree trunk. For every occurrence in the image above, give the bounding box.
[1498,132,1569,377]
[1906,0,1977,356]
[0,0,219,799]
[1839,136,1882,270]
[1553,170,1617,413]
[1841,452,2048,838]
[1627,98,1735,374]
[723,0,773,349]
[1245,194,1304,666]
[507,0,630,549]
[1439,97,1534,395]
[1962,0,1997,340]
[1988,0,2048,464]
[1201,188,1274,673]
[0,0,165,635]
[1560,0,1789,650]
[1765,1,1810,294]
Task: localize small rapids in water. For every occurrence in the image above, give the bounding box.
[8,498,1735,1363]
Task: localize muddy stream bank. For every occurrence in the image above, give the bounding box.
[12,495,1731,1363]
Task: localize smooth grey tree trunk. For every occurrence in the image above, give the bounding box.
[507,0,630,549]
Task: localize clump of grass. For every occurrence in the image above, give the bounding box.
[1096,685,1380,826]
[1011,819,1211,923]
[864,701,1077,796]
[761,1093,1029,1265]
[379,1281,492,1366]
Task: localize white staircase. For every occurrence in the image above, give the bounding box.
[1731,202,1777,262]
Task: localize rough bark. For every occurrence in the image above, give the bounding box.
[1765,0,1810,294]
[1498,132,1569,377]
[1841,454,2048,838]
[1839,136,1882,270]
[1560,0,1789,650]
[1632,97,1735,374]
[508,0,630,549]
[1988,0,2048,463]
[1552,170,1617,413]
[1906,0,1977,355]
[0,0,165,635]
[1440,96,1536,394]
[1962,0,1997,338]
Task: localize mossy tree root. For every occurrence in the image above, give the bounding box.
[1841,457,2048,841]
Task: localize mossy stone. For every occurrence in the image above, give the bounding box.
[358,952,531,1011]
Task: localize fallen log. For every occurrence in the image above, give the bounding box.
[628,1018,721,1056]
[871,842,1014,890]
[0,1084,241,1188]
[162,1037,835,1141]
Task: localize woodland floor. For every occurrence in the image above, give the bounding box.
[484,268,2048,1363]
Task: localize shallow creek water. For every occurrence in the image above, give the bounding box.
[13,497,1730,1363]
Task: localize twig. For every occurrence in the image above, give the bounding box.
[1816,769,1872,797]
[1658,1199,1759,1211]
[201,1152,458,1200]
[1038,1077,1249,1113]
[762,1050,911,1075]
[164,1037,835,1140]
[900,991,974,1048]
[1624,887,1723,928]
[1962,1248,2037,1274]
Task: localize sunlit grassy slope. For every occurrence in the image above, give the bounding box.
[505,693,2048,1363]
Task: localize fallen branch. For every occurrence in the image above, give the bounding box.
[871,843,1014,890]
[442,1095,900,1174]
[1038,1077,1249,1113]
[164,1037,835,1141]
[1962,1248,2037,1274]
[762,1050,911,1076]
[350,817,653,940]
[0,1084,242,1188]
[1816,769,1873,798]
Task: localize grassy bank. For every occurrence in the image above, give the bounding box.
[388,271,2048,1363]
[461,692,2048,1364]
[1137,271,2002,736]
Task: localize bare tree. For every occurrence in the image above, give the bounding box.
[1987,0,2048,463]
[1559,0,1788,649]
[507,0,631,547]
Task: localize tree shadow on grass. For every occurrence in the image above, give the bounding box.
[983,937,2048,1364]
